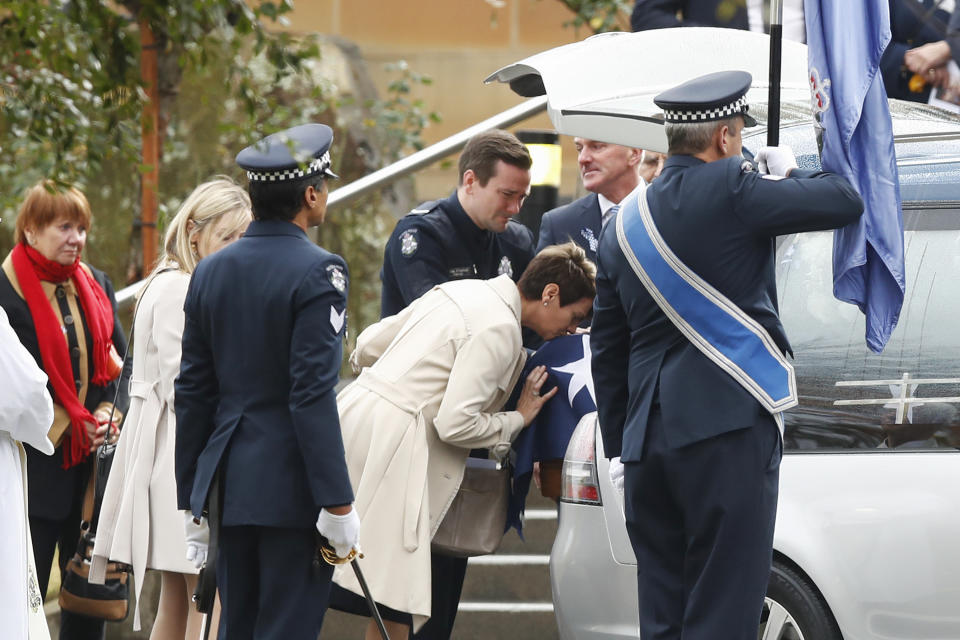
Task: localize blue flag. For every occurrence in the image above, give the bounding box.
[507,334,596,533]
[805,0,905,353]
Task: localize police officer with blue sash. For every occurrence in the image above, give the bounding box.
[175,124,361,639]
[590,71,864,640]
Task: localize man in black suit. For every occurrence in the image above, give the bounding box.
[591,71,864,640]
[536,138,643,265]
[175,124,360,639]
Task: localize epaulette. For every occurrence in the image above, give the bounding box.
[407,200,443,216]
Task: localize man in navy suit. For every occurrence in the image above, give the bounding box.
[591,72,863,640]
[175,124,361,639]
[536,138,643,265]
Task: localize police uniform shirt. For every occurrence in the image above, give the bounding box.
[380,192,536,318]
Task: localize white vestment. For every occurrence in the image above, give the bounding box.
[0,306,55,640]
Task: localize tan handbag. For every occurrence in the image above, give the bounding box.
[431,458,510,557]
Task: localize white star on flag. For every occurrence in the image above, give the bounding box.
[551,334,595,406]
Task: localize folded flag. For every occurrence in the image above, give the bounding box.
[508,334,597,534]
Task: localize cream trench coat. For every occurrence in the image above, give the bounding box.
[333,275,527,631]
[90,270,194,631]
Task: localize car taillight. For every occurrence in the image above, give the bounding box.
[561,412,602,505]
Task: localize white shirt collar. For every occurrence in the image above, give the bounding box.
[597,192,617,215]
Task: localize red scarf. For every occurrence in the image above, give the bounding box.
[11,243,118,468]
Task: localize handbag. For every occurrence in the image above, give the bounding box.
[58,450,131,621]
[58,272,177,621]
[431,457,510,557]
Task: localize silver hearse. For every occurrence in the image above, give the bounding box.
[552,102,960,640]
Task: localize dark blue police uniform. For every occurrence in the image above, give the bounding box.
[590,72,864,640]
[175,125,353,640]
[536,193,603,265]
[380,192,535,317]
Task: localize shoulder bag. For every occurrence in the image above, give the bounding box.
[431,457,510,557]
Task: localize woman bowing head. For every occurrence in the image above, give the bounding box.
[329,242,596,639]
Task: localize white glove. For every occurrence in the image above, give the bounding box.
[754,145,798,177]
[609,457,625,496]
[316,507,362,559]
[183,511,210,570]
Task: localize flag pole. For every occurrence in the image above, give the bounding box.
[767,0,784,146]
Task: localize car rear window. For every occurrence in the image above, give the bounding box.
[777,203,960,452]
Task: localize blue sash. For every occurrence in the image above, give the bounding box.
[616,184,797,417]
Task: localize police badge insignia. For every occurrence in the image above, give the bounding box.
[497,256,513,278]
[326,264,347,293]
[580,228,599,252]
[400,229,419,257]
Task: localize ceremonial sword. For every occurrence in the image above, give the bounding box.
[318,538,391,640]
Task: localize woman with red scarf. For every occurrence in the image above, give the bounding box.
[0,181,127,640]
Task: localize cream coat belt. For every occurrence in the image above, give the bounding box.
[354,370,430,552]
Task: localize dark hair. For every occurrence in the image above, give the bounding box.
[457,129,532,186]
[15,181,92,244]
[248,174,325,222]
[518,242,596,306]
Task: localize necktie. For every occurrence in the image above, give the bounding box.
[602,204,620,228]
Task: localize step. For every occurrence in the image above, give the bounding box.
[497,510,558,555]
[450,607,559,639]
[460,553,551,602]
[320,604,559,639]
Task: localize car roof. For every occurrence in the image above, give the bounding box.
[742,100,960,202]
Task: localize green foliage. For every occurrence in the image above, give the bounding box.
[556,0,634,33]
[0,1,443,366]
[483,0,632,34]
[369,60,443,160]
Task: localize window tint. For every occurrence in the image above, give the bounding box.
[777,207,960,451]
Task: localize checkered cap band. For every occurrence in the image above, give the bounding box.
[663,96,749,124]
[246,151,332,182]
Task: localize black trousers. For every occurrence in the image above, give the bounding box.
[623,409,781,640]
[410,551,468,639]
[217,525,334,640]
[30,515,105,640]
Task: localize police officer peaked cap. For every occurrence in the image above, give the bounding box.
[654,71,757,127]
[236,123,340,183]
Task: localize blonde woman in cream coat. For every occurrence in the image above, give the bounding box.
[91,178,251,639]
[332,243,596,639]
